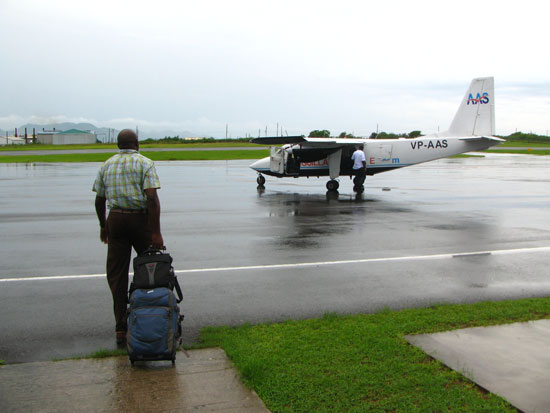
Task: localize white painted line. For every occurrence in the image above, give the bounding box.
[2,246,550,283]
[0,274,107,282]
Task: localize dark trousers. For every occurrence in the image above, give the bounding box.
[106,212,151,332]
[353,168,366,187]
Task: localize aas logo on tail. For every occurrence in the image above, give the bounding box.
[467,92,490,105]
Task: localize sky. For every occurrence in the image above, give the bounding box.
[1,0,549,138]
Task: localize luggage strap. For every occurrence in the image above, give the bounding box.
[174,276,183,304]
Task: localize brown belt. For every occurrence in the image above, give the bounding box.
[110,209,148,214]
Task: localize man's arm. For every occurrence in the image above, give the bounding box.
[94,195,108,244]
[145,188,164,249]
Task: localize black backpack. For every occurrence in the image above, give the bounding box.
[130,248,183,302]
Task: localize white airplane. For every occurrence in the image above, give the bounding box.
[250,77,504,192]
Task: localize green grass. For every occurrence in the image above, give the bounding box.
[486,149,550,155]
[450,154,485,158]
[0,142,260,151]
[0,149,269,163]
[52,348,128,362]
[198,298,550,412]
[86,348,128,359]
[498,140,550,147]
[0,359,4,365]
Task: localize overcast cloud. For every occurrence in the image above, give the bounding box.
[1,0,549,137]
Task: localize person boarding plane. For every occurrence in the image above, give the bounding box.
[250,77,503,192]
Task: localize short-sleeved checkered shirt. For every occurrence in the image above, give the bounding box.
[93,149,160,210]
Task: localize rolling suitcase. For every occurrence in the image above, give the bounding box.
[127,287,182,365]
[127,248,184,365]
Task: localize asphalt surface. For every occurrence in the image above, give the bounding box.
[1,154,550,363]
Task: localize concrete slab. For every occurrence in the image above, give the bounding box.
[0,348,269,412]
[406,319,550,413]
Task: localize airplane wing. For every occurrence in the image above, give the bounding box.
[250,136,370,146]
[459,136,505,142]
[250,136,307,145]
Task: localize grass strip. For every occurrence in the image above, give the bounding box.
[498,141,550,147]
[450,154,484,158]
[52,348,128,362]
[0,142,259,151]
[0,149,269,163]
[198,298,550,412]
[486,149,550,155]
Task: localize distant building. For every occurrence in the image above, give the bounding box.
[1,136,26,145]
[37,129,96,145]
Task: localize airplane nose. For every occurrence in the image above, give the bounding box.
[250,157,269,171]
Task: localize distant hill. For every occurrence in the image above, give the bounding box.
[12,122,202,142]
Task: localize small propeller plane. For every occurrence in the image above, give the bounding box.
[250,77,504,192]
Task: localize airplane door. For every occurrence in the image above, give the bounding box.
[270,146,287,175]
[370,144,393,164]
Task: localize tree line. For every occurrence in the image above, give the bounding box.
[138,131,548,144]
[309,130,549,141]
[309,130,422,139]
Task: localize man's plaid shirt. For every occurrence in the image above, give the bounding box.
[93,150,160,210]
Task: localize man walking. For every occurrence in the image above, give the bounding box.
[93,129,164,345]
[351,144,367,192]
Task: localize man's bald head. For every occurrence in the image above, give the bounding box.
[117,129,139,150]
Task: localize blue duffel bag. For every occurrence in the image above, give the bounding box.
[127,287,182,365]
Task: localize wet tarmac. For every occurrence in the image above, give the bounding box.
[1,154,550,363]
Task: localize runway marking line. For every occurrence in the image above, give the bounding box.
[2,246,550,282]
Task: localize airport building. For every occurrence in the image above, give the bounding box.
[37,129,97,145]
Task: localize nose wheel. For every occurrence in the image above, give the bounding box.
[256,174,266,186]
[326,179,339,191]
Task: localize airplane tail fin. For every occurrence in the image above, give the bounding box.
[446,77,495,136]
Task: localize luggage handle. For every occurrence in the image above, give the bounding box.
[141,246,167,256]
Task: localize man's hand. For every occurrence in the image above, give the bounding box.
[146,188,164,249]
[100,227,108,244]
[151,232,164,249]
[95,196,108,244]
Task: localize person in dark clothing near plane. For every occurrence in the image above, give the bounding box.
[93,129,164,345]
[351,144,367,192]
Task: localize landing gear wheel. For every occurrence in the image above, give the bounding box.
[326,180,339,191]
[256,175,266,186]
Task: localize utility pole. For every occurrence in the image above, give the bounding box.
[226,124,228,140]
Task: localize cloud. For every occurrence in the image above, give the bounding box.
[1,1,549,137]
